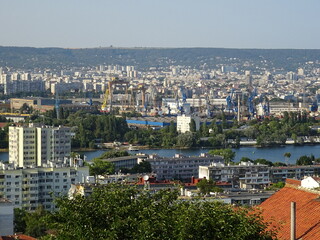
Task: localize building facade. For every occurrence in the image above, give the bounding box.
[0,165,89,211]
[269,165,320,183]
[200,163,320,190]
[176,114,200,133]
[147,153,224,181]
[199,162,270,189]
[9,124,71,167]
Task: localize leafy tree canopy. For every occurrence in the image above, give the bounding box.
[99,150,130,159]
[296,155,313,166]
[44,184,277,240]
[131,160,152,174]
[273,162,287,167]
[208,148,235,163]
[254,159,273,167]
[89,158,115,176]
[196,178,222,195]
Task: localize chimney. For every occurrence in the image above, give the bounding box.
[291,201,296,240]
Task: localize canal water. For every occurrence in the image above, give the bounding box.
[1,145,319,165]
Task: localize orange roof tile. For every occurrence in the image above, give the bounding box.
[0,234,37,240]
[258,185,320,240]
[285,178,301,186]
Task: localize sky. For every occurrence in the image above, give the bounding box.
[1,0,320,49]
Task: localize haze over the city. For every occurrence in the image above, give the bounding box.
[1,0,320,49]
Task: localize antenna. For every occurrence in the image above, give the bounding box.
[143,175,150,190]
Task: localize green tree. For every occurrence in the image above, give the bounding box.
[24,206,48,238]
[14,208,27,233]
[131,160,152,174]
[272,182,285,189]
[296,155,313,165]
[273,162,287,167]
[176,132,196,148]
[169,121,177,135]
[89,158,115,177]
[14,206,48,238]
[99,150,130,159]
[283,152,291,164]
[19,103,33,114]
[240,157,253,163]
[196,178,222,195]
[45,184,277,240]
[208,149,235,163]
[254,159,273,167]
[189,119,197,132]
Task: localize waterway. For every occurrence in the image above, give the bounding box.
[86,145,320,164]
[1,145,318,165]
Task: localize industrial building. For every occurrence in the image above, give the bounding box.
[10,97,72,112]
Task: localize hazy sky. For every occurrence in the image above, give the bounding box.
[1,0,320,49]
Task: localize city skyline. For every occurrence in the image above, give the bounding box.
[1,0,320,49]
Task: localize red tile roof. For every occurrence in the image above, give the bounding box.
[285,178,301,186]
[0,235,37,240]
[258,185,320,240]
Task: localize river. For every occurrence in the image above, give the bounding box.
[1,145,317,165]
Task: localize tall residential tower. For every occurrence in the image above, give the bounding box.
[9,124,71,167]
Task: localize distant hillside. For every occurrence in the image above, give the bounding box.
[0,46,320,71]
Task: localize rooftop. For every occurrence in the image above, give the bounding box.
[259,180,320,240]
[0,235,37,240]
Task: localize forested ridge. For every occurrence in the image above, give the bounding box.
[1,46,320,71]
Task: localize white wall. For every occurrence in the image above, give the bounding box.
[301,177,320,189]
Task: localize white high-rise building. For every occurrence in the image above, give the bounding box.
[9,124,71,168]
[0,165,89,211]
[176,114,200,133]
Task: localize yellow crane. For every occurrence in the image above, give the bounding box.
[101,88,110,112]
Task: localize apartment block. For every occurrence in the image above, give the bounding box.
[269,165,320,183]
[199,163,320,190]
[0,165,89,211]
[147,153,223,181]
[9,124,71,167]
[176,114,200,133]
[199,162,270,189]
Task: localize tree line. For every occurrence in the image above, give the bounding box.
[0,109,319,150]
[14,184,278,240]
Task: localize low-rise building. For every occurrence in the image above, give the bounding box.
[147,153,224,181]
[101,154,148,171]
[199,162,270,189]
[269,165,320,183]
[200,163,320,190]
